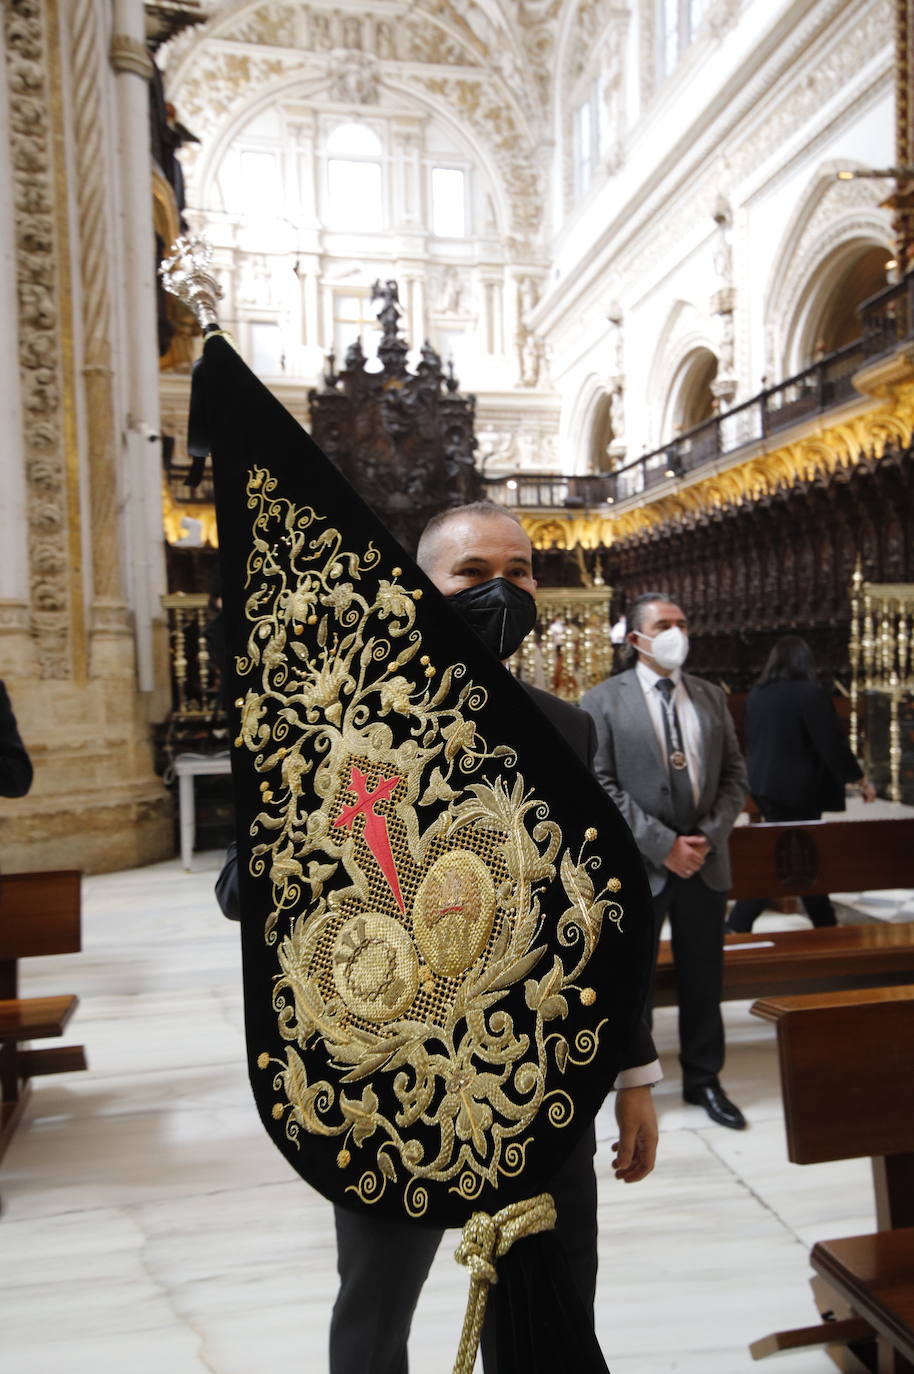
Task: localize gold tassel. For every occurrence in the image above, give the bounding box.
[452,1193,556,1374]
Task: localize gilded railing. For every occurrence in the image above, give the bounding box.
[161,592,222,717]
[508,587,613,702]
[849,563,914,801]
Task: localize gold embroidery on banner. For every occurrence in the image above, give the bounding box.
[238,467,624,1214]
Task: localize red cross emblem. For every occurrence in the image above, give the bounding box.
[333,767,404,912]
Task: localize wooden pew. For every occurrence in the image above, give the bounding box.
[727,816,914,901]
[749,986,914,1372]
[655,817,914,1007]
[0,871,86,1165]
[655,922,914,1007]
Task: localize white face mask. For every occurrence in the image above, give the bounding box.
[635,626,689,671]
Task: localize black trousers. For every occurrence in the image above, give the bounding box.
[652,875,727,1092]
[727,799,837,933]
[328,1125,598,1374]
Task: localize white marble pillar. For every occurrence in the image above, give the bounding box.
[0,43,33,656]
[295,114,319,229]
[322,283,335,355]
[484,281,496,354]
[111,0,167,693]
[410,275,425,345]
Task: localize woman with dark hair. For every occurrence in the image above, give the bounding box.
[726,634,875,932]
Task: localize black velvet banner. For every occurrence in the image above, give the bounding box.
[194,331,654,1233]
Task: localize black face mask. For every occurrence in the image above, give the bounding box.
[448,577,537,660]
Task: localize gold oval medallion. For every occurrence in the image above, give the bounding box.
[413,850,496,979]
[332,914,419,1023]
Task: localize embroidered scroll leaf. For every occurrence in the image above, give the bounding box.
[237,467,624,1215]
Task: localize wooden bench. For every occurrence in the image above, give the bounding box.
[0,870,86,1166]
[749,985,914,1372]
[655,922,914,1006]
[655,816,914,1007]
[812,1231,914,1372]
[727,816,914,901]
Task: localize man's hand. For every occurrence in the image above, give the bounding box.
[860,779,877,803]
[612,1085,658,1183]
[663,835,708,879]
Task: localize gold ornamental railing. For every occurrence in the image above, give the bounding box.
[162,592,222,717]
[507,587,613,702]
[849,564,914,802]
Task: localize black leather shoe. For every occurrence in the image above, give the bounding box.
[683,1083,747,1130]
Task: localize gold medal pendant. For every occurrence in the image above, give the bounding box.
[671,751,688,771]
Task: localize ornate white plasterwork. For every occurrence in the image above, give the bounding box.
[165,2,545,244]
[556,1,629,210]
[476,420,560,473]
[765,168,892,374]
[2,0,72,678]
[410,71,543,243]
[567,0,892,320]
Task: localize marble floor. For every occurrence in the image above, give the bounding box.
[0,850,900,1374]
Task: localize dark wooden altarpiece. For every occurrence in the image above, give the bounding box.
[307,280,481,554]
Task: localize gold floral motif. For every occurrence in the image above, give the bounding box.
[238,467,624,1214]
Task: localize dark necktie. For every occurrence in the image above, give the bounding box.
[655,677,695,833]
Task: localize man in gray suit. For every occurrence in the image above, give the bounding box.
[581,592,749,1129]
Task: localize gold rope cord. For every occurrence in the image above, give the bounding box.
[452,1192,557,1374]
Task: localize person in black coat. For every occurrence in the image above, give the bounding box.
[0,679,33,798]
[727,635,874,933]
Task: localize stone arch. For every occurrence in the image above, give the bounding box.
[560,371,609,474]
[765,164,893,375]
[669,347,719,433]
[649,300,718,445]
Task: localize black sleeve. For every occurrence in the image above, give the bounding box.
[215,841,241,920]
[801,688,863,786]
[0,681,33,798]
[584,710,598,772]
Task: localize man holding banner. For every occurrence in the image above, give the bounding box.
[328,501,660,1373]
[166,240,661,1374]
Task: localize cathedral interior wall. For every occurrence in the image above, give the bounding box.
[0,0,907,872]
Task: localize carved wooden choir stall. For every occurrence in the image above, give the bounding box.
[307,279,481,556]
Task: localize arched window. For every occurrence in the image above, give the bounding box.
[325,122,384,230]
[573,89,598,198]
[659,0,708,78]
[804,244,893,358]
[669,347,718,434]
[430,167,466,237]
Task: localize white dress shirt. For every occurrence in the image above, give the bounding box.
[614,1060,663,1089]
[635,659,704,807]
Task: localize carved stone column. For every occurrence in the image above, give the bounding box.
[2,0,78,683]
[111,0,167,695]
[69,0,134,678]
[0,0,172,871]
[710,195,738,408]
[0,37,34,671]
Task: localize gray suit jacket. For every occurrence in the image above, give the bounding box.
[580,668,748,896]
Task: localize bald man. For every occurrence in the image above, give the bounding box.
[327,502,660,1374]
